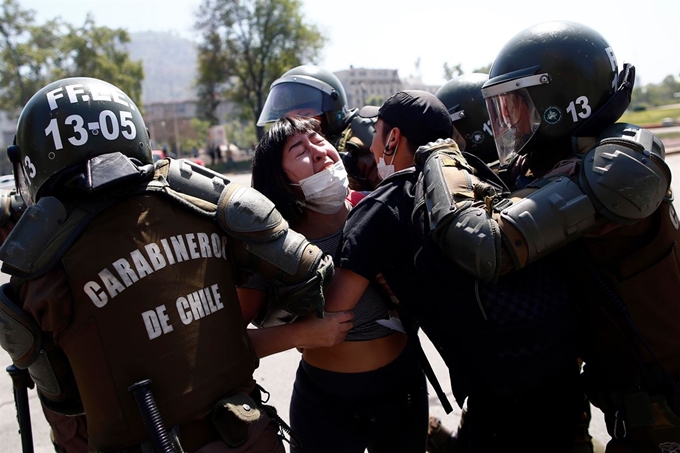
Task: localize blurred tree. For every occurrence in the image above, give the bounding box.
[180,117,212,156]
[631,74,680,109]
[55,15,144,104]
[0,0,62,113]
[194,0,325,139]
[366,94,384,107]
[442,63,492,82]
[223,117,256,150]
[473,64,492,74]
[0,0,143,115]
[443,62,463,81]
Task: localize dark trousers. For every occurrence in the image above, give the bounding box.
[290,346,429,453]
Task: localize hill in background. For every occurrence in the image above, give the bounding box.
[128,31,198,104]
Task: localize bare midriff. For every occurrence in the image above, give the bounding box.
[302,331,408,373]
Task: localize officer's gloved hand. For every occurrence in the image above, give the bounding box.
[253,253,335,328]
[414,138,465,167]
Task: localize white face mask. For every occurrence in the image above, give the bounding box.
[377,131,398,180]
[293,160,349,214]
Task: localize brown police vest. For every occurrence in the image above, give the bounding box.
[58,193,257,450]
[577,200,680,390]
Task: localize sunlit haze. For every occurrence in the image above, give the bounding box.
[20,0,680,86]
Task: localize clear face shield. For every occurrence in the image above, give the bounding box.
[13,159,35,206]
[482,73,549,166]
[257,81,327,126]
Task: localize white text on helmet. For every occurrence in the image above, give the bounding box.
[46,82,135,111]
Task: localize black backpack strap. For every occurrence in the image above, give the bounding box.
[397,305,453,414]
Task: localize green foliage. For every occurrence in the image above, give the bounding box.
[473,64,492,75]
[179,117,213,155]
[194,0,326,137]
[443,62,463,81]
[222,118,257,150]
[53,14,144,105]
[366,94,384,107]
[0,0,143,114]
[631,75,680,110]
[442,63,492,81]
[620,106,680,128]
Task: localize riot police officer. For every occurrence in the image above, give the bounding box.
[0,77,336,452]
[258,64,380,191]
[419,21,679,452]
[435,73,498,166]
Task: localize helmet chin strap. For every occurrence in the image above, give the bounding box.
[573,63,636,137]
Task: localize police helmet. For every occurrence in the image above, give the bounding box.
[10,77,152,204]
[257,65,350,137]
[482,21,620,166]
[436,73,497,164]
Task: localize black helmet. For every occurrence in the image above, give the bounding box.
[257,65,350,137]
[10,77,152,204]
[482,21,620,166]
[436,73,497,164]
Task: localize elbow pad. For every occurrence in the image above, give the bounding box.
[216,183,335,325]
[495,178,599,268]
[158,158,331,286]
[0,283,82,415]
[216,182,332,286]
[422,147,503,283]
[580,123,670,224]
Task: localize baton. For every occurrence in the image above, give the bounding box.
[129,379,178,453]
[6,364,34,453]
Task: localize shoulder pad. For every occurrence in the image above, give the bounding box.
[0,197,68,278]
[0,283,42,368]
[155,158,231,206]
[581,124,671,222]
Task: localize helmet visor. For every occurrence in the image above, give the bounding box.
[14,160,34,206]
[484,88,541,166]
[257,82,325,126]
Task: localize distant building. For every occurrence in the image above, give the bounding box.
[335,67,403,109]
[400,75,441,95]
[143,99,236,154]
[0,111,17,151]
[334,67,441,109]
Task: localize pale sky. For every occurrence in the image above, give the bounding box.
[19,0,680,87]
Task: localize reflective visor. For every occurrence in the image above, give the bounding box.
[484,88,541,166]
[257,82,325,126]
[14,161,34,206]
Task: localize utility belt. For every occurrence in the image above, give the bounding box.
[102,384,295,453]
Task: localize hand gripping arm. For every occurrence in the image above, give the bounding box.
[154,158,334,321]
[423,125,671,283]
[215,183,334,321]
[416,139,505,283]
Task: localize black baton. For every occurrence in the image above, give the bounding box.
[6,364,34,453]
[129,379,177,453]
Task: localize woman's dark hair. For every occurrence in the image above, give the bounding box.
[251,116,322,224]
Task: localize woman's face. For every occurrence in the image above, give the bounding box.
[282,130,341,184]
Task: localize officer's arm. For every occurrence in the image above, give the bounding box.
[421,125,671,283]
[156,159,335,320]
